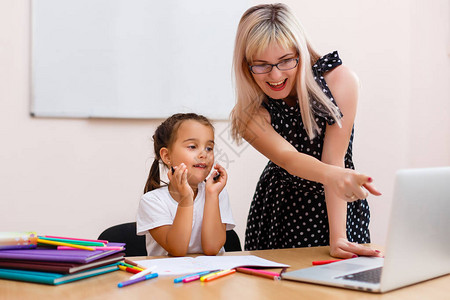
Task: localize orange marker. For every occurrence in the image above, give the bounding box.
[201,269,236,282]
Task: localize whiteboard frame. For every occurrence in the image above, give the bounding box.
[30,0,247,120]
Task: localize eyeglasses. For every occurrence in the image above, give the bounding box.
[248,57,299,74]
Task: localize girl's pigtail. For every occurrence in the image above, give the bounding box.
[144,158,161,193]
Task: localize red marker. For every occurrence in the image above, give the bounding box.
[118,265,141,274]
[312,259,346,265]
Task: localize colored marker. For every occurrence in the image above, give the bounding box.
[43,235,108,244]
[118,273,158,288]
[118,265,141,274]
[182,275,203,283]
[38,236,105,247]
[174,269,221,283]
[119,262,144,271]
[199,270,222,281]
[236,267,281,280]
[124,258,147,270]
[201,269,236,282]
[312,259,345,265]
[36,238,94,251]
[57,246,124,250]
[128,265,157,280]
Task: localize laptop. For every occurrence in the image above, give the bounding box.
[282,167,450,293]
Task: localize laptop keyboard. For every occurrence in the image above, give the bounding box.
[337,267,382,284]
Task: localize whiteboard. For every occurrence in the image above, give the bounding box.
[31,0,248,119]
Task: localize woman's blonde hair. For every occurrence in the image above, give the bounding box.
[230,3,341,142]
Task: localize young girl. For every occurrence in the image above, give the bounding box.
[230,4,381,258]
[137,113,235,256]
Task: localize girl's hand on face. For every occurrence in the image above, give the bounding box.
[168,163,194,205]
[326,167,382,202]
[205,164,227,195]
[330,237,382,259]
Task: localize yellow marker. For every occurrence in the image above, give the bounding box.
[200,270,223,282]
[202,269,236,282]
[119,262,144,271]
[37,238,94,251]
[118,265,128,272]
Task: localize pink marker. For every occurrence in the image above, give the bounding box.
[57,246,123,250]
[236,267,281,280]
[182,275,202,283]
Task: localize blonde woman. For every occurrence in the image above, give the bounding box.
[230,3,381,258]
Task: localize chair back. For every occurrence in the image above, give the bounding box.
[99,222,242,255]
[225,229,242,252]
[98,222,147,257]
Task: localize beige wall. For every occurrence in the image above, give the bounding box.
[1,0,448,248]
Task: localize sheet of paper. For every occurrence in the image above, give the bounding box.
[137,257,207,276]
[134,255,289,277]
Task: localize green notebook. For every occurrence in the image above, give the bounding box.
[0,263,119,285]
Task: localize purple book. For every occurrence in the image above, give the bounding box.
[0,243,125,263]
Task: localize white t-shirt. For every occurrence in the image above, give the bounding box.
[136,182,235,256]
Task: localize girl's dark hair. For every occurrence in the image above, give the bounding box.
[143,113,214,193]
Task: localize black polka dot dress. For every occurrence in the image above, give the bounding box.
[244,51,371,250]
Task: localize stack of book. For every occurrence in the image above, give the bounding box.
[0,232,125,285]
